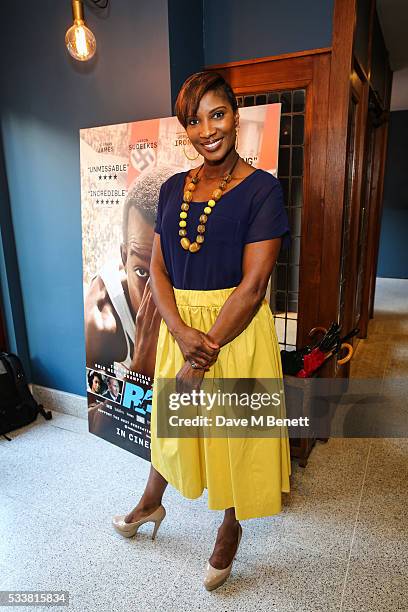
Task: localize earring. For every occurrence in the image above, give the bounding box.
[183,140,200,161]
[235,127,240,151]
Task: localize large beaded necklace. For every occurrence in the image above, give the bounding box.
[179,154,240,253]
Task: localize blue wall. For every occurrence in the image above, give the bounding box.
[168,0,204,109]
[377,111,408,279]
[0,140,30,370]
[0,0,172,395]
[0,0,336,397]
[203,0,334,66]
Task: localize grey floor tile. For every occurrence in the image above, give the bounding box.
[159,537,346,612]
[250,540,347,612]
[0,422,150,500]
[0,494,192,612]
[0,418,85,457]
[0,418,220,551]
[157,521,263,612]
[0,429,217,563]
[47,410,90,435]
[347,438,408,563]
[275,439,370,560]
[341,559,408,612]
[350,339,391,379]
[0,561,15,589]
[340,437,408,611]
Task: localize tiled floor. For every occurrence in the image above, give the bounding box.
[0,277,407,611]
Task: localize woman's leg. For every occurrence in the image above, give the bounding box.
[209,507,241,569]
[125,465,168,523]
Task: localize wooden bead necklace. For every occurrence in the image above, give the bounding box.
[179,154,240,253]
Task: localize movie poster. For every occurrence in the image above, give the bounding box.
[80,103,281,461]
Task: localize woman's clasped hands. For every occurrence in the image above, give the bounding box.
[173,325,220,394]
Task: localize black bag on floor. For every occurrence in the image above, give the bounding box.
[0,352,52,439]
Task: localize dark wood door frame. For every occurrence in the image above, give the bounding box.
[343,68,368,338]
[358,90,387,336]
[368,116,390,319]
[318,0,357,377]
[357,95,377,338]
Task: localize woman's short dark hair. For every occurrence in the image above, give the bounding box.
[175,71,238,129]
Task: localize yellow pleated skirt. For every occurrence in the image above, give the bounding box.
[150,286,291,521]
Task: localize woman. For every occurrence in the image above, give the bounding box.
[112,71,292,591]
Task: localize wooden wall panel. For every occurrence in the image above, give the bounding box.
[297,53,331,347]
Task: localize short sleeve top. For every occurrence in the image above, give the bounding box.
[154,168,291,290]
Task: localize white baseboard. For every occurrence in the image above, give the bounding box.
[31,384,87,420]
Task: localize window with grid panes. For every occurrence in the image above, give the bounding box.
[236,89,305,351]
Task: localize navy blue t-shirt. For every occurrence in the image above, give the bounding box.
[154,168,291,290]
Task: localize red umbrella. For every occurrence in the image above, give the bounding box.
[295,325,358,378]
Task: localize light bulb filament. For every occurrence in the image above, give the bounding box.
[75,25,88,58]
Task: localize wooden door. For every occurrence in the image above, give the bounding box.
[366,111,390,322]
[356,90,386,337]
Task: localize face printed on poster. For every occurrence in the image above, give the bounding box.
[80,104,281,460]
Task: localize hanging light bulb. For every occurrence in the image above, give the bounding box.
[65,0,96,61]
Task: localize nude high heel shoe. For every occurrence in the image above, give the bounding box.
[112,505,166,540]
[203,523,242,591]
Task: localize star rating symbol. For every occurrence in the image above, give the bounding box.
[98,174,119,181]
[96,199,99,204]
[116,199,119,204]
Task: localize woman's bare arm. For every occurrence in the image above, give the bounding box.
[149,233,219,368]
[206,238,282,347]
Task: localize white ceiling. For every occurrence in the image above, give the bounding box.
[376,0,408,110]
